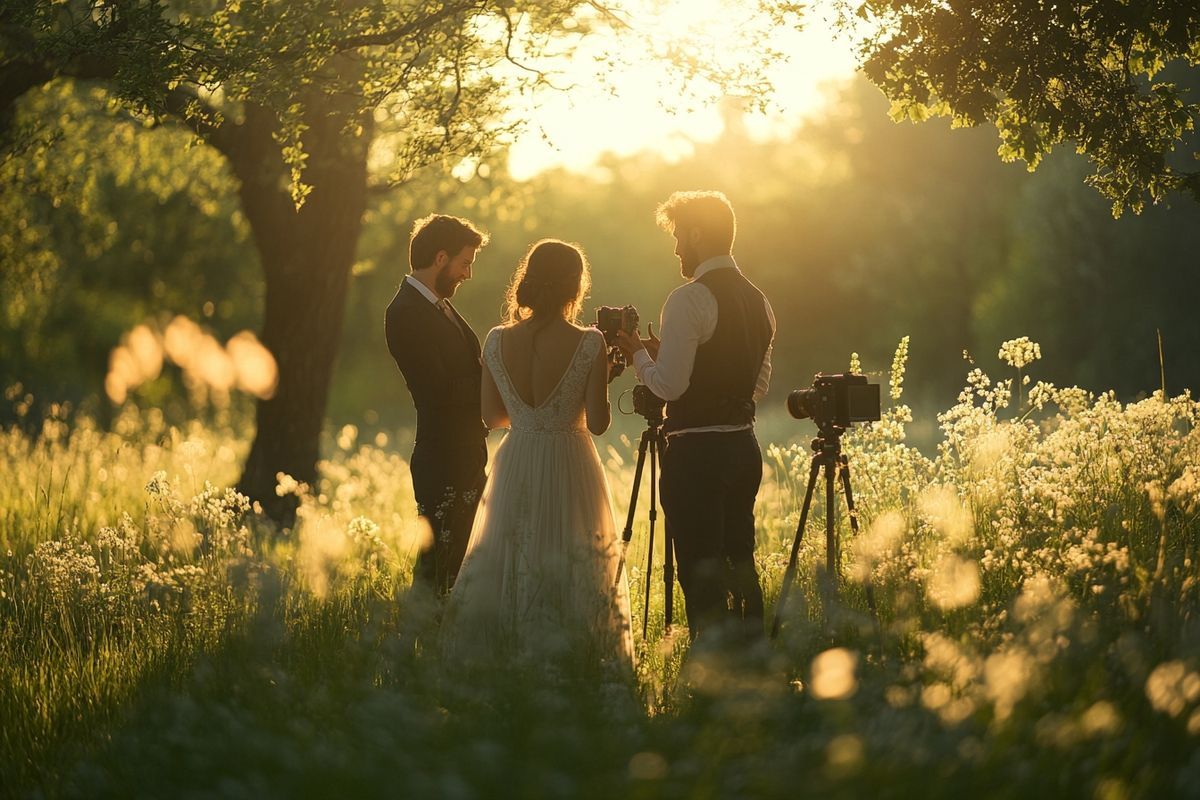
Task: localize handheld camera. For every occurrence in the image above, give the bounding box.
[594,305,640,378]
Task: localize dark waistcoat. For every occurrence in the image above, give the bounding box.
[663,267,773,434]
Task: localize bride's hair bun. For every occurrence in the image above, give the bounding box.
[515,273,549,309]
[504,239,591,325]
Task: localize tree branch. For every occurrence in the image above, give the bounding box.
[585,1,632,30]
[499,7,568,91]
[367,177,406,196]
[0,51,124,129]
[276,0,484,61]
[0,47,246,172]
[161,85,241,160]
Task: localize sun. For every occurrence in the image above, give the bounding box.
[502,0,859,180]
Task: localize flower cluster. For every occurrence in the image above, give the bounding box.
[889,336,910,401]
[28,535,102,605]
[998,336,1042,369]
[4,335,1200,795]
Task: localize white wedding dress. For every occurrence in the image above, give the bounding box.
[441,326,635,675]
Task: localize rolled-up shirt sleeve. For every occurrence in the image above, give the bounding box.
[753,298,776,403]
[632,283,715,402]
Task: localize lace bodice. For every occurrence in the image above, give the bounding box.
[484,326,604,433]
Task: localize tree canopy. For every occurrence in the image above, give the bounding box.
[846,0,1200,214]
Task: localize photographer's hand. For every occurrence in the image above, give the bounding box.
[615,328,645,362]
[605,347,624,383]
[642,323,661,360]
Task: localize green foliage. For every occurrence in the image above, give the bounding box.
[5,0,794,199]
[0,80,259,417]
[845,0,1200,214]
[1,0,207,112]
[5,74,1198,438]
[4,0,803,509]
[2,342,1199,795]
[335,77,1200,435]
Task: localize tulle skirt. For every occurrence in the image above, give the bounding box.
[441,428,635,676]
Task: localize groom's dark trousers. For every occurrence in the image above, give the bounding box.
[386,279,487,594]
[661,430,765,641]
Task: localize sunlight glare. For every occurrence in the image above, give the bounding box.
[227,331,278,400]
[505,1,857,179]
[810,647,859,700]
[927,554,981,610]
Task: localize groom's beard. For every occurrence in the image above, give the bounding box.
[680,247,700,279]
[435,269,460,298]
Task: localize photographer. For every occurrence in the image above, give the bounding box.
[616,191,776,646]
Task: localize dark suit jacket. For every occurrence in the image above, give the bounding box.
[385,279,487,447]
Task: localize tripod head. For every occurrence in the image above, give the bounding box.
[622,384,666,428]
[811,422,847,460]
[640,410,664,429]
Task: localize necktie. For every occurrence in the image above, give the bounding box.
[437,300,464,337]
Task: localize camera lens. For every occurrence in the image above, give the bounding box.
[787,388,816,420]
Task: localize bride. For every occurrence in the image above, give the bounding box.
[441,239,635,675]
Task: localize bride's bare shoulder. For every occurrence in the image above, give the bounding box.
[571,324,605,345]
[570,323,601,337]
[495,321,526,339]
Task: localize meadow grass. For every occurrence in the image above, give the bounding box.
[2,342,1199,799]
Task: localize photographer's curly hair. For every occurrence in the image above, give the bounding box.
[655,190,736,252]
[503,239,591,326]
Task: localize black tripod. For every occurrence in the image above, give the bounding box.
[770,426,879,639]
[617,413,675,637]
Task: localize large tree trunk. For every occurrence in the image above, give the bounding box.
[232,99,372,524]
[1,47,378,525]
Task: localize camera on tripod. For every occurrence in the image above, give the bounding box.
[594,305,639,378]
[772,370,884,641]
[631,384,665,422]
[787,373,881,431]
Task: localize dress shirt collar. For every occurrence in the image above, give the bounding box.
[692,254,738,281]
[405,274,442,306]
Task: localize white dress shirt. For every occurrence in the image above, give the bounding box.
[407,274,465,334]
[632,255,775,436]
[406,275,441,306]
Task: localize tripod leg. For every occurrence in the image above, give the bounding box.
[664,533,675,633]
[817,457,840,636]
[622,431,651,545]
[652,432,675,633]
[769,456,821,640]
[642,433,657,639]
[838,455,861,539]
[839,455,883,655]
[825,457,837,578]
[616,430,651,588]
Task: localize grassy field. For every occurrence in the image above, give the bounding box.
[2,342,1199,799]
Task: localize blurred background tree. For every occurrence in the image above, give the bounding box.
[1,0,791,520]
[341,77,1199,441]
[0,82,257,423]
[2,1,1198,489]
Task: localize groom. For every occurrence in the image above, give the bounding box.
[385,213,489,595]
[617,191,776,645]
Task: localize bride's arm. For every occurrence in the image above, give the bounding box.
[584,335,611,435]
[481,362,510,429]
